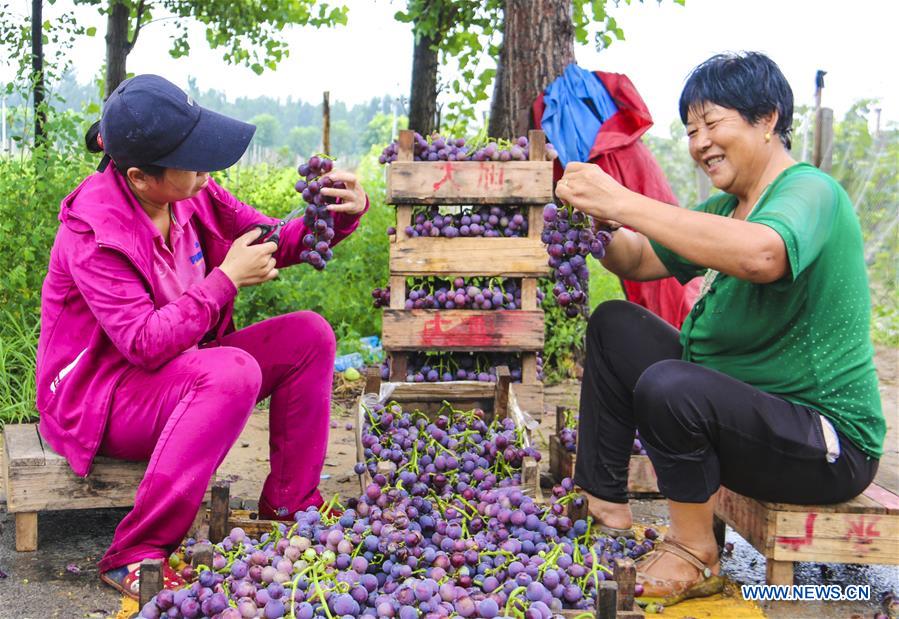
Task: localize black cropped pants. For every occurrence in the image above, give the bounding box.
[574,300,878,504]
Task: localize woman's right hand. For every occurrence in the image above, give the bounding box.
[219,229,279,288]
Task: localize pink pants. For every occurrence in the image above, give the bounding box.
[97,311,335,572]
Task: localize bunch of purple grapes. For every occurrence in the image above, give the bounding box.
[294,155,343,271]
[542,203,613,318]
[378,351,543,383]
[379,132,468,164]
[372,277,543,311]
[378,132,558,164]
[139,401,658,619]
[468,136,558,163]
[396,205,530,239]
[558,408,647,456]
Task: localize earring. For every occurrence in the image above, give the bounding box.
[764,131,771,143]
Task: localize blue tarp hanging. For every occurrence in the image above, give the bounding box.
[541,64,619,167]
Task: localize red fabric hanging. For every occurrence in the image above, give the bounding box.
[533,70,699,329]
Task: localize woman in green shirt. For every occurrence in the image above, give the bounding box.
[555,52,884,602]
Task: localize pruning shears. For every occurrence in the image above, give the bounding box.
[248,205,305,247]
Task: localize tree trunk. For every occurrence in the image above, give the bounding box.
[31,0,45,145]
[408,31,439,136]
[488,0,575,138]
[105,0,130,97]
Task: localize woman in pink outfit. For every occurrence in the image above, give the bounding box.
[35,75,369,598]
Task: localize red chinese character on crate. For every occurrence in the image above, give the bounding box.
[433,162,459,191]
[845,515,881,550]
[776,512,818,551]
[477,162,505,189]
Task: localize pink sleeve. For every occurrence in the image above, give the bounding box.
[208,179,368,268]
[67,231,238,370]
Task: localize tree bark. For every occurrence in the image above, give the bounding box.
[105,0,130,97]
[31,0,45,145]
[408,31,440,136]
[488,0,575,138]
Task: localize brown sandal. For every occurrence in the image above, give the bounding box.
[636,539,725,605]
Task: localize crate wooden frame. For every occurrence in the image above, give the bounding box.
[3,423,213,552]
[714,482,899,585]
[548,406,660,496]
[382,129,552,398]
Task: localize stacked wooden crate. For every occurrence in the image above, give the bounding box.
[379,129,553,416]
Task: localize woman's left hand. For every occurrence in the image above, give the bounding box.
[555,162,630,223]
[321,170,368,215]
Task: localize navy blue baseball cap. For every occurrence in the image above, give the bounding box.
[99,74,256,173]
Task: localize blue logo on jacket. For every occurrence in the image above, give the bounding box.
[190,241,204,265]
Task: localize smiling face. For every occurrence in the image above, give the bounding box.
[686,102,776,199]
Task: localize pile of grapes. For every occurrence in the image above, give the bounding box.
[293,155,344,271]
[372,277,543,311]
[392,205,531,239]
[542,204,612,318]
[558,408,648,456]
[379,352,543,383]
[378,132,558,164]
[139,403,657,619]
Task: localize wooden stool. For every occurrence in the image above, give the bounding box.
[714,481,899,584]
[3,423,148,551]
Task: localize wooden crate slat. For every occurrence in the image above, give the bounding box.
[387,161,554,205]
[765,488,889,515]
[864,483,899,514]
[382,309,544,352]
[389,381,496,402]
[4,424,46,466]
[390,238,550,277]
[6,456,146,512]
[509,383,544,417]
[716,487,777,554]
[38,433,67,463]
[771,509,899,565]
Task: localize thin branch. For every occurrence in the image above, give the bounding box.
[126,0,148,53]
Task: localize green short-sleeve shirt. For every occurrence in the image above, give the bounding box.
[650,163,884,458]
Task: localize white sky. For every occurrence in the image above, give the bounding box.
[7,0,897,137]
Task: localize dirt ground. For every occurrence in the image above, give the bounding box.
[0,347,895,618]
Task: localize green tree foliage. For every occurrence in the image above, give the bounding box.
[287,125,321,156]
[362,113,408,152]
[249,113,281,149]
[73,0,348,93]
[395,0,683,130]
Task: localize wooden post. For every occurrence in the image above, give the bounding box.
[521,279,538,311]
[493,365,512,419]
[522,353,538,384]
[528,130,546,162]
[814,107,833,172]
[613,558,637,611]
[15,512,38,552]
[766,559,794,586]
[364,367,382,395]
[322,91,330,156]
[192,541,214,569]
[397,130,414,161]
[209,481,231,544]
[138,558,164,609]
[597,580,618,619]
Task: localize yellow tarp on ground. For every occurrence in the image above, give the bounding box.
[657,586,767,618]
[116,597,137,618]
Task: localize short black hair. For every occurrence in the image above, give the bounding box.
[679,52,794,149]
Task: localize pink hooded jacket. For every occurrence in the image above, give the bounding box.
[37,165,366,476]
